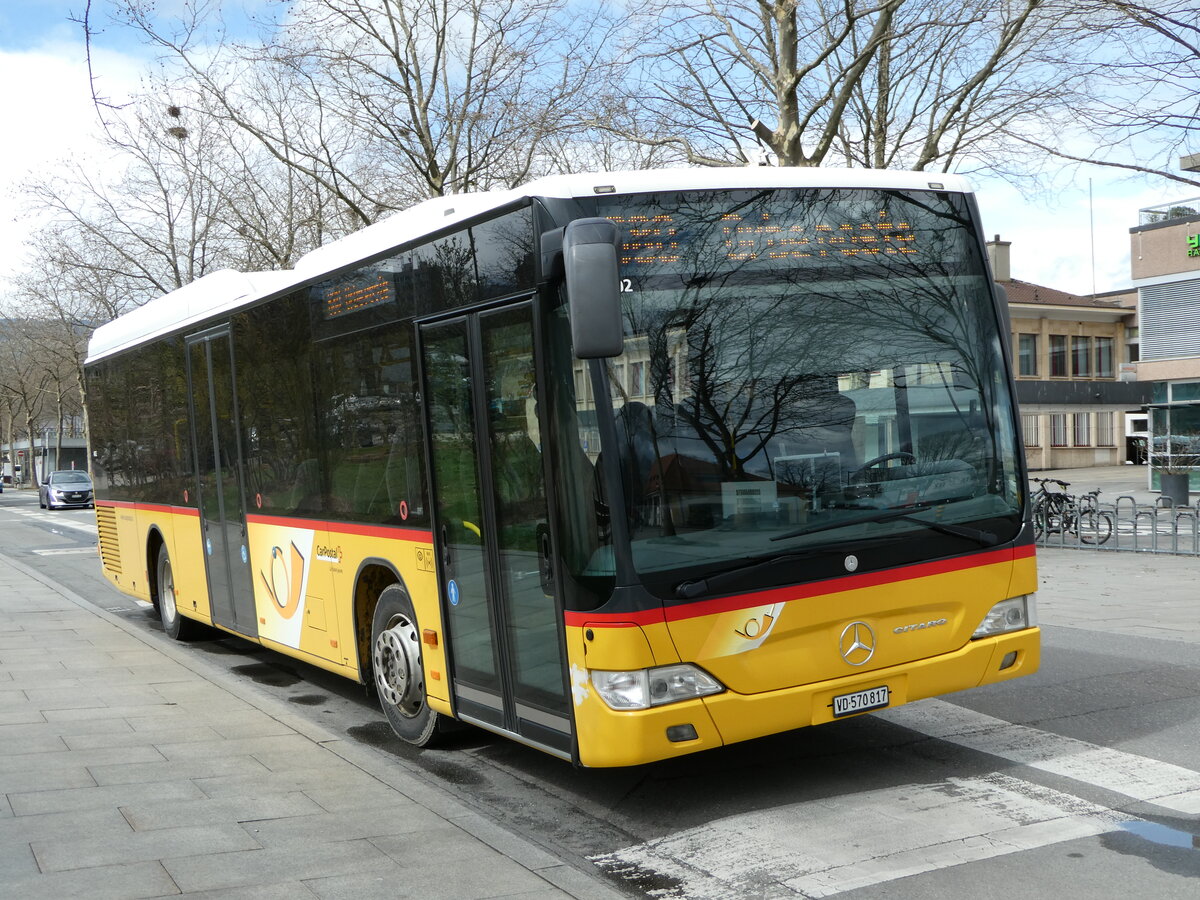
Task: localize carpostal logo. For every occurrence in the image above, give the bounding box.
[315,544,343,564]
[894,617,948,634]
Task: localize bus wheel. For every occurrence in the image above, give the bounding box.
[156,549,200,640]
[371,585,444,746]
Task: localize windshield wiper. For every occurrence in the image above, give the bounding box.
[675,501,998,600]
[674,547,841,599]
[770,498,995,546]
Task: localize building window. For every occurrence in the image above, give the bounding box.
[629,361,645,397]
[1071,336,1092,377]
[1021,414,1040,447]
[1050,414,1068,447]
[1095,337,1114,378]
[1097,412,1115,447]
[1049,335,1068,377]
[1073,412,1092,446]
[1018,334,1038,376]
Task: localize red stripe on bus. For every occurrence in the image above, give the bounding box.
[244,513,433,543]
[96,501,200,517]
[564,544,1033,628]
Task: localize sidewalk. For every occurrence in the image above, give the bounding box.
[0,555,624,900]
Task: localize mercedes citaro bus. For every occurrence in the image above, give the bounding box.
[84,168,1038,767]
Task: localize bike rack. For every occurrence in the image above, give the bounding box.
[1035,491,1200,556]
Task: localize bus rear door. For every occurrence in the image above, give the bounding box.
[185,326,259,639]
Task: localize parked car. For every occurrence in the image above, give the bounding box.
[39,470,94,510]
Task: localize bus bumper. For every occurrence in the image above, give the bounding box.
[575,628,1039,767]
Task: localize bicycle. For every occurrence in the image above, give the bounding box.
[1030,477,1112,545]
[1030,477,1071,541]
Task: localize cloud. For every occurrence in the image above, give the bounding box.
[0,39,146,287]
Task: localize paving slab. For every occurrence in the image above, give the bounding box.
[160,838,398,893]
[32,822,264,874]
[121,791,326,831]
[0,859,180,899]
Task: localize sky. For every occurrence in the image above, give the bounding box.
[0,1,1193,299]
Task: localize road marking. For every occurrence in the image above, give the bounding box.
[591,773,1126,899]
[592,698,1200,897]
[32,547,98,556]
[878,699,1200,814]
[1,509,98,535]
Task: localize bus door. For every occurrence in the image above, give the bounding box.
[185,327,258,639]
[418,301,572,756]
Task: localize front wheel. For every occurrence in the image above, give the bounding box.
[371,584,448,746]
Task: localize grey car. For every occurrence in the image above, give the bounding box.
[39,470,95,509]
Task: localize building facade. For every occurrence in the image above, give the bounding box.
[988,237,1150,470]
[1130,198,1200,488]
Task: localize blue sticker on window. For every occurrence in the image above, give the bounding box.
[447,579,460,606]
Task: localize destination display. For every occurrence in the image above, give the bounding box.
[607,211,917,266]
[596,188,961,278]
[319,272,394,318]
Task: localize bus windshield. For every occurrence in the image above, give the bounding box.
[589,187,1022,591]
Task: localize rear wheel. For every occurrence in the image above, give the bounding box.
[371,584,447,746]
[156,549,202,640]
[1078,510,1113,545]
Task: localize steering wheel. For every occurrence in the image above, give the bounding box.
[849,451,916,480]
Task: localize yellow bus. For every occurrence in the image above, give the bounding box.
[84,169,1038,767]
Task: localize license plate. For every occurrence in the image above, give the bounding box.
[832,685,889,717]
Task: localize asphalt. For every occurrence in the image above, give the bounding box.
[1,464,1196,898]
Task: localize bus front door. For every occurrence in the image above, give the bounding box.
[186,327,258,639]
[419,302,572,758]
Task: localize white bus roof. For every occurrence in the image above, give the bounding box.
[86,167,975,364]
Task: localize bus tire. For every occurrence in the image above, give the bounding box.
[156,548,201,640]
[371,584,445,746]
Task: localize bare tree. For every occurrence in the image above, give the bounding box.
[835,0,1078,175]
[22,97,239,304]
[1023,0,1200,188]
[601,0,1076,174]
[113,0,620,227]
[0,319,55,487]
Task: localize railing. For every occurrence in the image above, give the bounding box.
[1035,494,1200,555]
[1138,197,1200,226]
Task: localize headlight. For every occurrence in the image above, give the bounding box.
[592,664,724,710]
[972,594,1037,638]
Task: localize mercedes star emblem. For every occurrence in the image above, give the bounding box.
[839,621,876,666]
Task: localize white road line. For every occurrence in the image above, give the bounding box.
[591,773,1126,900]
[32,548,98,556]
[1,509,98,535]
[877,699,1200,814]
